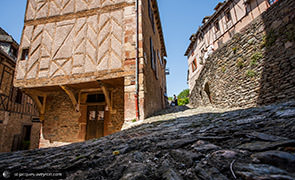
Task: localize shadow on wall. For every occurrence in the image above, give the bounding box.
[257,0,295,105]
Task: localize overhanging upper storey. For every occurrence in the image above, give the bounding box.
[14,0,137,88]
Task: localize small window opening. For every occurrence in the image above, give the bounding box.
[225,10,232,22]
[214,21,220,32]
[192,59,197,72]
[87,94,105,103]
[204,82,212,104]
[15,89,23,104]
[21,48,29,60]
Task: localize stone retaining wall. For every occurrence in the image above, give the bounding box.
[190,0,295,108]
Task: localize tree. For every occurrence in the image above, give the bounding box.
[177,89,189,99]
[177,89,189,106]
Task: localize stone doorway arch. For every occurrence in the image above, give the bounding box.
[204,82,212,104]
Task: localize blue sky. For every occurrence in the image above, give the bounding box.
[0,0,221,97]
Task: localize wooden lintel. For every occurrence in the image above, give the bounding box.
[60,85,79,112]
[80,88,102,93]
[23,89,48,97]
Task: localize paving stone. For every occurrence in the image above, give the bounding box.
[0,101,295,179]
[251,151,295,172]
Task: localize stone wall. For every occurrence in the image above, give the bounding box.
[43,91,81,143]
[190,0,295,108]
[0,112,40,152]
[109,86,125,134]
[40,86,125,147]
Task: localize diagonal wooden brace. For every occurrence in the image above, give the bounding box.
[60,85,79,112]
[24,90,47,122]
[97,81,112,112]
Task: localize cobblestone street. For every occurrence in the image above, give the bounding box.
[1,101,295,179]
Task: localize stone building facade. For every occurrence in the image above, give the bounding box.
[0,27,40,152]
[14,0,167,148]
[189,0,295,108]
[185,0,277,92]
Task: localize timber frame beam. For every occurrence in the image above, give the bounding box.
[60,85,79,112]
[23,89,47,121]
[97,81,112,112]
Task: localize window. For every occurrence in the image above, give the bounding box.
[214,20,220,31]
[15,89,23,104]
[199,32,204,41]
[158,50,163,65]
[154,49,158,79]
[150,38,154,70]
[148,0,155,33]
[268,0,279,5]
[149,38,158,78]
[192,58,197,72]
[225,10,232,22]
[21,48,29,60]
[9,47,18,60]
[87,94,105,103]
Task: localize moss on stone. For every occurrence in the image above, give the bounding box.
[250,52,263,66]
[236,58,245,69]
[246,70,256,78]
[221,66,226,73]
[232,47,238,54]
[265,29,278,47]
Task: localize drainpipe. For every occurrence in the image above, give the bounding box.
[135,0,140,120]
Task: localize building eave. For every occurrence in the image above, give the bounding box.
[184,0,232,56]
[152,0,167,57]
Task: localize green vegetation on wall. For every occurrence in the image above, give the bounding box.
[236,57,245,69]
[246,70,256,78]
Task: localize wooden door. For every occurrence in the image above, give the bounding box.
[86,105,105,140]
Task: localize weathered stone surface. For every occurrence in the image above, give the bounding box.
[237,140,295,151]
[251,151,295,172]
[0,101,295,179]
[190,0,295,109]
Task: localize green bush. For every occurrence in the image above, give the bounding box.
[178,97,189,106]
[177,89,189,99]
